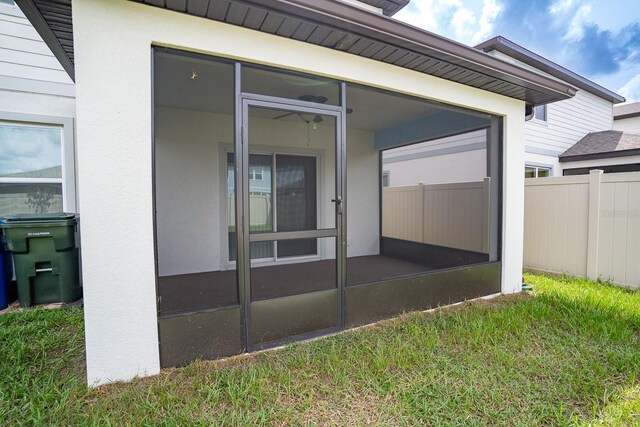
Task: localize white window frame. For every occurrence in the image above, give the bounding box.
[525,164,552,178]
[532,104,547,123]
[249,167,263,181]
[382,170,390,187]
[0,112,76,213]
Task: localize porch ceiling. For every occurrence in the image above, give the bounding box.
[17,0,577,106]
[154,50,448,132]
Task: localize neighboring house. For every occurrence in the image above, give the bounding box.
[381,36,627,187]
[556,102,640,175]
[18,0,577,386]
[382,128,487,186]
[559,131,640,175]
[476,37,626,178]
[0,0,76,216]
[614,102,640,133]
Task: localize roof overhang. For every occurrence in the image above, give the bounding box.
[560,149,640,163]
[615,112,640,120]
[559,130,640,162]
[16,0,74,81]
[475,36,625,104]
[613,102,640,120]
[18,0,578,106]
[357,0,410,16]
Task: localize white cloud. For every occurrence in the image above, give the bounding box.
[471,0,502,44]
[618,73,640,103]
[563,4,592,42]
[452,7,477,40]
[395,0,500,45]
[394,0,439,32]
[549,0,576,15]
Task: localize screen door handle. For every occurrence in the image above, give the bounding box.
[331,197,343,214]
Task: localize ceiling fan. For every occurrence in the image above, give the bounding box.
[272,95,353,124]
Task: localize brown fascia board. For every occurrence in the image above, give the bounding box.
[358,0,410,16]
[16,0,75,81]
[559,148,640,163]
[243,0,576,103]
[475,36,625,104]
[20,0,576,103]
[614,112,640,120]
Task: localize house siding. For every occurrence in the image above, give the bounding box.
[613,116,640,133]
[0,2,74,95]
[525,89,613,156]
[383,129,487,185]
[487,50,614,176]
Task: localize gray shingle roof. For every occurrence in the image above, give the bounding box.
[614,102,640,119]
[559,130,640,162]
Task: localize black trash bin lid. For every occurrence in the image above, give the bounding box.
[1,213,76,222]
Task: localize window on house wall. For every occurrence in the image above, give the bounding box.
[533,105,547,121]
[525,165,551,178]
[381,171,390,187]
[249,167,264,181]
[0,123,64,215]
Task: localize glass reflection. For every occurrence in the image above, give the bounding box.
[0,183,63,215]
[0,125,62,178]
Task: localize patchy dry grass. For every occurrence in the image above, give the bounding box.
[1,273,638,425]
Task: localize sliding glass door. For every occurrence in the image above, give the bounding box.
[228,153,319,262]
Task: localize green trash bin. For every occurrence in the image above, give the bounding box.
[0,213,81,307]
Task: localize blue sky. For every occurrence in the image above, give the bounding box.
[394,0,640,103]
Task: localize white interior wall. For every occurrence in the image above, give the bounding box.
[346,127,380,257]
[155,108,228,276]
[74,0,525,386]
[155,107,379,277]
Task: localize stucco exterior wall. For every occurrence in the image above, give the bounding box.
[73,0,525,385]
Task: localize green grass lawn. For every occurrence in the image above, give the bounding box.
[1,273,639,425]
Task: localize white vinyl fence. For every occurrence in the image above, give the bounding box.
[227,194,272,228]
[524,170,640,288]
[382,178,490,253]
